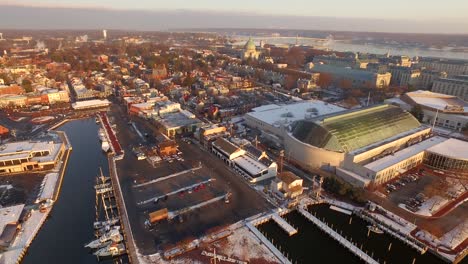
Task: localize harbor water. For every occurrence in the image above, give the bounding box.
[258,204,452,264]
[22,118,127,264]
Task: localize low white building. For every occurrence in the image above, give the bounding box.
[385,90,468,131]
[211,138,277,183]
[71,99,111,110]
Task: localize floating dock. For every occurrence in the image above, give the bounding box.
[298,207,379,264]
[271,213,298,236]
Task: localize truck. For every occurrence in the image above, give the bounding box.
[149,208,168,224]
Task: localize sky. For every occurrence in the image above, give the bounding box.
[1,0,467,33]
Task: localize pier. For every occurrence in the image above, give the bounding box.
[358,211,428,254]
[271,213,298,236]
[108,155,138,263]
[246,222,292,264]
[298,207,379,264]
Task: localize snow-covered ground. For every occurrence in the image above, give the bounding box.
[402,195,448,217]
[138,225,280,264]
[0,209,50,264]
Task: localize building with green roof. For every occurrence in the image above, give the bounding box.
[283,104,434,186]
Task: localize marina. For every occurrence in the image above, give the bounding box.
[21,118,128,264]
[257,203,447,264]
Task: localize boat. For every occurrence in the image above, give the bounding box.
[95,117,101,124]
[94,183,111,190]
[94,218,119,229]
[367,224,384,234]
[94,243,126,258]
[137,153,146,160]
[95,225,120,237]
[98,128,106,141]
[102,141,111,152]
[85,229,123,249]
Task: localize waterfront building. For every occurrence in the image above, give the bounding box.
[431,75,468,101]
[385,90,468,131]
[0,136,66,174]
[244,100,345,141]
[424,138,468,173]
[270,171,304,199]
[283,104,468,186]
[211,138,277,183]
[305,63,391,89]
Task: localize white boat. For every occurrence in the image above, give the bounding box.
[98,128,106,141]
[95,117,101,124]
[102,141,111,152]
[94,243,126,258]
[94,218,119,229]
[137,153,146,160]
[367,224,384,234]
[85,229,122,249]
[96,225,120,237]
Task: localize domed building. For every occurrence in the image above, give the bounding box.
[241,38,261,60]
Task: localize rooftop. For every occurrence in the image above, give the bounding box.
[405,90,468,112]
[246,100,345,128]
[156,112,201,129]
[426,138,468,160]
[364,136,447,172]
[71,99,111,109]
[0,204,24,235]
[213,138,240,155]
[232,155,268,175]
[0,139,62,163]
[278,171,301,185]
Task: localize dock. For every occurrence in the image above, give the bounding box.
[108,155,138,263]
[271,213,298,236]
[298,207,379,264]
[246,222,292,264]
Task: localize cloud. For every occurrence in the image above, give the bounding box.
[0,5,466,34]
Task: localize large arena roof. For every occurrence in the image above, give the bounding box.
[291,105,423,152]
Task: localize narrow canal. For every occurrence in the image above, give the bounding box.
[22,118,126,264]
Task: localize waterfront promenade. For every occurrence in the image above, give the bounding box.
[108,155,138,263]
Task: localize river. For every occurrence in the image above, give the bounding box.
[234,36,468,60]
[22,118,126,264]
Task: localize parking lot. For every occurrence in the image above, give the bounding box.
[108,104,273,255]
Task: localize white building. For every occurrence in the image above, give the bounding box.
[0,138,66,174]
[211,138,277,183]
[385,90,468,132]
